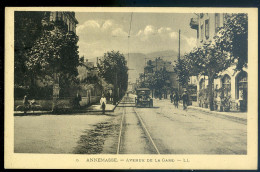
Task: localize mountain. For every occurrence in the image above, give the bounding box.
[146,50,178,64]
[126,50,179,83]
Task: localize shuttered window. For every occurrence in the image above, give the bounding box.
[205,19,209,39]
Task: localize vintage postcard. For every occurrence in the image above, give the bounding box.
[5,7,258,169]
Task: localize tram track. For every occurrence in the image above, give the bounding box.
[116,96,160,154]
[116,99,126,154]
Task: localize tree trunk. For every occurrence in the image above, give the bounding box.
[208,76,214,111]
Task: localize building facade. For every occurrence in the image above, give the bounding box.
[48,11,78,33]
[190,13,248,112]
[37,12,79,98]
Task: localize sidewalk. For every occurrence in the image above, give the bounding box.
[85,103,116,112]
[14,103,117,116]
[153,98,247,123]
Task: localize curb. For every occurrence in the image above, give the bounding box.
[14,103,120,116]
[179,104,247,124]
[14,111,52,116]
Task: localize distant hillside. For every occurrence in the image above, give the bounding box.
[146,50,178,64]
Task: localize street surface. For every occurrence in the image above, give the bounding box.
[14,114,115,153]
[117,94,246,154]
[14,94,246,154]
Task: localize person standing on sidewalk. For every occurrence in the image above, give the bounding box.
[100,94,106,114]
[182,90,189,110]
[23,95,30,114]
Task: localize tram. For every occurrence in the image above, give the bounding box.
[135,88,153,108]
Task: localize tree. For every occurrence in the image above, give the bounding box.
[174,56,190,89]
[177,13,248,111]
[188,43,231,111]
[97,51,128,103]
[139,65,170,98]
[25,16,80,97]
[14,11,45,87]
[215,13,248,71]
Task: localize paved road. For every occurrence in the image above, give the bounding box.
[120,95,247,154]
[14,113,115,153]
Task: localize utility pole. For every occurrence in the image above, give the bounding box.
[178,29,181,93]
[144,57,147,83]
[126,12,133,94]
[178,29,181,60]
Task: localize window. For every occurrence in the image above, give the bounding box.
[199,78,205,90]
[236,71,247,100]
[50,12,54,21]
[205,19,209,39]
[200,24,204,42]
[222,75,231,97]
[56,12,61,21]
[215,13,220,33]
[215,84,219,98]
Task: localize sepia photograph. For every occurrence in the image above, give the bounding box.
[5,7,258,169]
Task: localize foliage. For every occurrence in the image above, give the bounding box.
[214,87,231,111]
[198,88,209,106]
[174,57,190,88]
[185,43,231,110]
[97,51,128,101]
[220,95,231,111]
[14,11,45,86]
[25,18,80,97]
[176,13,248,110]
[215,13,248,71]
[138,65,170,96]
[26,23,79,80]
[14,12,80,98]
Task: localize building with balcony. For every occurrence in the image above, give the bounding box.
[45,11,78,34]
[190,13,247,112]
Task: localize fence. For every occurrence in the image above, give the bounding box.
[14,95,101,111]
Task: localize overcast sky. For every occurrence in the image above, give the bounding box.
[75,12,197,59]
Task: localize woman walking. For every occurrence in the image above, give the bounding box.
[100,94,107,114]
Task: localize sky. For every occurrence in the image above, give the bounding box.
[75,12,198,59]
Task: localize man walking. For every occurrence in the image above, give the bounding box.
[74,92,81,109]
[170,92,173,103]
[173,92,179,108]
[182,90,189,110]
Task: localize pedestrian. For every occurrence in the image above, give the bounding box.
[173,92,179,108]
[170,92,173,103]
[23,95,29,114]
[100,94,106,114]
[182,90,189,110]
[74,92,81,109]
